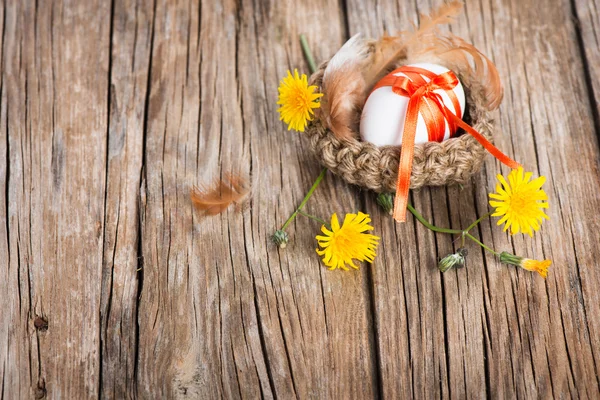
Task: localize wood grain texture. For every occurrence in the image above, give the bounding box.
[345,0,600,398]
[100,0,153,398]
[1,0,600,398]
[0,0,110,398]
[135,0,378,397]
[573,0,600,140]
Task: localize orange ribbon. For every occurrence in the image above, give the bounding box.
[371,66,521,222]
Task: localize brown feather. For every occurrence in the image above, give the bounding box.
[320,34,370,140]
[363,35,406,88]
[190,173,250,216]
[407,33,503,109]
[366,1,464,85]
[320,70,365,139]
[400,2,502,109]
[321,34,407,139]
[412,1,463,35]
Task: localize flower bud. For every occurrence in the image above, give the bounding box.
[438,248,468,272]
[499,251,522,266]
[271,230,289,249]
[376,193,394,215]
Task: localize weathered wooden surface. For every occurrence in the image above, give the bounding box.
[1,0,600,398]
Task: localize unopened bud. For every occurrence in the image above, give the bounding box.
[376,192,394,215]
[438,248,468,272]
[499,251,523,266]
[271,230,289,249]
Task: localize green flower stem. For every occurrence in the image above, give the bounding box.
[297,209,328,226]
[277,37,323,238]
[406,203,463,235]
[407,203,499,256]
[281,168,327,230]
[464,211,494,233]
[464,233,499,256]
[300,34,317,74]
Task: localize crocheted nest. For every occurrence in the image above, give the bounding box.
[305,59,495,193]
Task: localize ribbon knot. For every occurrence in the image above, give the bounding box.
[369,66,521,222]
[390,70,459,98]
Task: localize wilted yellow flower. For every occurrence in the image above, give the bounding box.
[522,258,552,278]
[316,212,380,270]
[489,167,549,236]
[277,69,322,132]
[499,252,551,278]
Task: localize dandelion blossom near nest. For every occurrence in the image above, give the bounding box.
[316,212,380,270]
[277,69,323,132]
[489,167,549,236]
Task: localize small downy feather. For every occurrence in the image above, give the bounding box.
[191,173,250,216]
[411,1,463,36]
[368,1,464,83]
[363,35,406,88]
[402,1,502,109]
[408,33,503,110]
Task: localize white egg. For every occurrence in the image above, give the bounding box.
[360,63,466,147]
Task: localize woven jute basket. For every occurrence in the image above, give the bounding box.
[305,59,495,193]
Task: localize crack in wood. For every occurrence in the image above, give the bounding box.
[570,0,600,146]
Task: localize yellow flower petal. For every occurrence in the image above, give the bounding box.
[488,167,549,236]
[315,212,380,271]
[331,213,340,231]
[521,258,552,278]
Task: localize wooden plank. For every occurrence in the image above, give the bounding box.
[0,0,110,398]
[99,0,153,398]
[237,1,379,397]
[346,0,600,397]
[0,1,10,398]
[455,0,600,396]
[1,0,599,397]
[573,0,600,134]
[135,0,378,397]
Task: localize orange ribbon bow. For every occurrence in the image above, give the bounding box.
[371,66,521,222]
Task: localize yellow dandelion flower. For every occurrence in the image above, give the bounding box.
[277,69,323,132]
[499,252,552,279]
[489,167,549,236]
[316,212,380,270]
